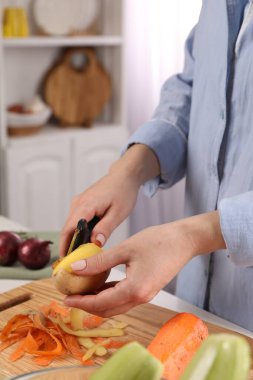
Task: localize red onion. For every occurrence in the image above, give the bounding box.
[0,231,22,266]
[18,238,52,270]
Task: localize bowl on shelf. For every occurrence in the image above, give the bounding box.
[7,104,52,137]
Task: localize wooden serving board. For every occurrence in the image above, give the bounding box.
[0,278,253,379]
[44,48,111,127]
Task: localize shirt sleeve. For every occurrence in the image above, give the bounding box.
[218,191,253,267]
[124,26,196,197]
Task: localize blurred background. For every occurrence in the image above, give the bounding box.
[0,0,201,251]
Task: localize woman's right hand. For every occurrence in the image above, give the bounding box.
[59,168,140,257]
[59,144,161,257]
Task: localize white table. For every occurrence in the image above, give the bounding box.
[1,216,252,339]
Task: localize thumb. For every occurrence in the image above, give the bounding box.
[91,208,124,247]
[70,247,127,275]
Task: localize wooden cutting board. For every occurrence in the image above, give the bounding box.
[0,278,253,379]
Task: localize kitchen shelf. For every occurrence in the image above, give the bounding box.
[2,35,123,48]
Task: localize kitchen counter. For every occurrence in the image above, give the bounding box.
[0,215,252,339]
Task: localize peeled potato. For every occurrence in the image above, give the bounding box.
[52,243,110,295]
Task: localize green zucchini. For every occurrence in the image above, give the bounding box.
[89,341,163,380]
[180,334,251,380]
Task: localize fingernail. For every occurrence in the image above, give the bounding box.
[71,259,87,271]
[95,233,106,247]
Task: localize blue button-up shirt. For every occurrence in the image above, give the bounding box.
[126,0,253,330]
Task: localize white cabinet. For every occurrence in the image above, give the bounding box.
[73,127,127,193]
[5,126,129,247]
[6,139,71,230]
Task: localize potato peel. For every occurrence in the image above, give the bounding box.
[56,316,124,338]
[82,339,110,362]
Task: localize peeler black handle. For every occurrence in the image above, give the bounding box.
[67,216,100,255]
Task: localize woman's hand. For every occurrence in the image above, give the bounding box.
[59,170,139,257]
[59,144,161,257]
[64,211,226,317]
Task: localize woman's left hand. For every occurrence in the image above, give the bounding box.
[63,223,191,317]
[64,211,225,317]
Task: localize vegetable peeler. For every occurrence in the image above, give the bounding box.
[67,216,100,255]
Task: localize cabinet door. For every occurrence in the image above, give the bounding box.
[73,127,129,247]
[6,140,71,231]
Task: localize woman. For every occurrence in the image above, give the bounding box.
[60,0,253,331]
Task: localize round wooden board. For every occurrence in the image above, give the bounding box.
[44,48,111,126]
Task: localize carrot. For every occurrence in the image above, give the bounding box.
[93,337,104,343]
[48,301,70,318]
[0,315,32,339]
[33,355,56,366]
[0,334,22,352]
[23,330,38,352]
[9,338,26,361]
[14,324,34,335]
[64,333,83,361]
[39,305,51,316]
[32,313,55,335]
[148,313,208,380]
[104,340,130,349]
[27,333,63,356]
[83,315,105,329]
[82,359,96,366]
[40,301,70,318]
[33,330,48,348]
[93,337,130,349]
[54,324,69,350]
